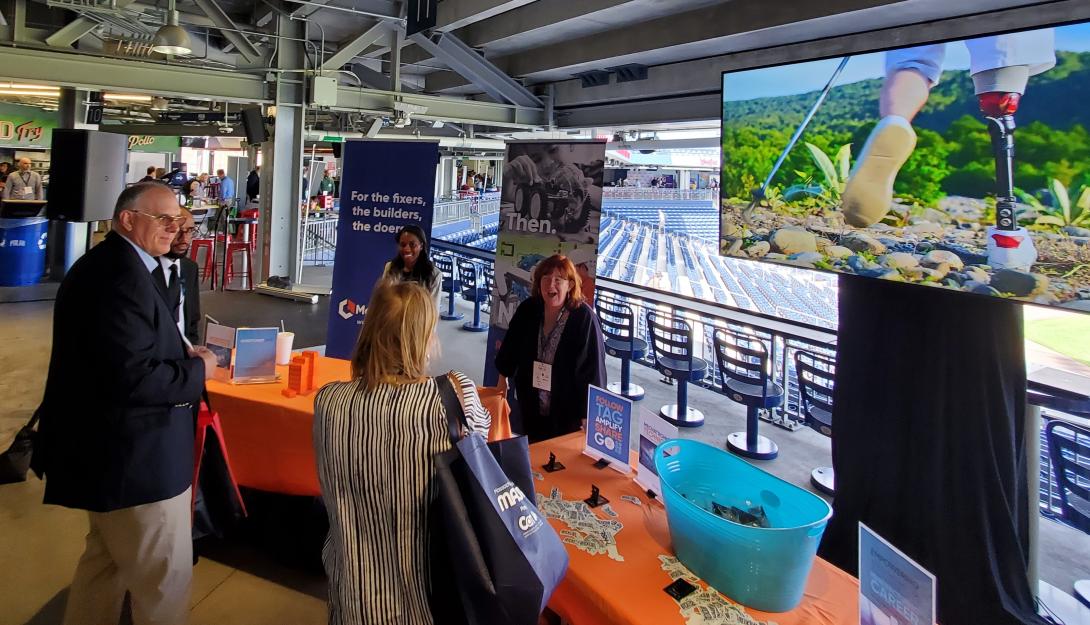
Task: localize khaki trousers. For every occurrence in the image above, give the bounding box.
[63,487,192,625]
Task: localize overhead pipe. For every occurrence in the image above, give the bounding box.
[280,0,404,22]
[302,128,506,151]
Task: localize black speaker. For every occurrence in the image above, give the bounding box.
[48,129,128,222]
[331,142,342,159]
[241,106,268,144]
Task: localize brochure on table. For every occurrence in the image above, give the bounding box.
[859,523,936,625]
[203,319,279,384]
[634,410,678,499]
[583,385,633,473]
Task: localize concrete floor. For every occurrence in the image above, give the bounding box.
[1,284,1088,623]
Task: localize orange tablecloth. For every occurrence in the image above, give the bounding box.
[533,433,858,625]
[206,355,512,496]
[205,356,352,497]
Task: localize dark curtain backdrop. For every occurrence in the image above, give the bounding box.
[819,274,1045,625]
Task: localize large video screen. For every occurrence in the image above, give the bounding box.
[720,20,1090,313]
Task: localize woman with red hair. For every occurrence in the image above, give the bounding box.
[495,254,607,442]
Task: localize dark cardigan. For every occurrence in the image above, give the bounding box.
[494,298,607,443]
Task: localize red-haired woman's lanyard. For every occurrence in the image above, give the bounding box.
[533,307,567,392]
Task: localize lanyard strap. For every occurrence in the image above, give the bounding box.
[537,308,567,357]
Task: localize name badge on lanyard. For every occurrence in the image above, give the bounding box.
[532,361,552,391]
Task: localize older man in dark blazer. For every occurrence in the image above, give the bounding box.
[33,182,218,625]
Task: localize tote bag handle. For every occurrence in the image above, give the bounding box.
[436,374,470,445]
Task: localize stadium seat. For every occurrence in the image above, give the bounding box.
[713,328,781,460]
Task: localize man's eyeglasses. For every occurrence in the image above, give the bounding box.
[178,227,198,237]
[129,210,186,228]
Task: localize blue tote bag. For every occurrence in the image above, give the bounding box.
[430,375,568,625]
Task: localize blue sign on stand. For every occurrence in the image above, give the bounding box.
[584,384,633,472]
[859,523,936,625]
[325,140,438,359]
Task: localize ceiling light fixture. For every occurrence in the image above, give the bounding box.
[104,93,153,102]
[151,0,192,55]
[0,89,61,96]
[0,83,60,91]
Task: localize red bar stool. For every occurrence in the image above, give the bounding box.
[192,404,248,518]
[190,238,216,283]
[245,223,257,253]
[224,241,253,290]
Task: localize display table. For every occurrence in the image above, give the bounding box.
[534,433,858,625]
[207,357,859,623]
[205,355,511,495]
[205,356,352,497]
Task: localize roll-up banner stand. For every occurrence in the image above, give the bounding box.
[482,140,607,386]
[326,140,439,359]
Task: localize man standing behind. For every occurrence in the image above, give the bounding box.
[33,183,218,625]
[139,165,158,183]
[3,157,44,200]
[216,168,235,207]
[159,208,202,345]
[246,166,260,203]
[319,170,335,196]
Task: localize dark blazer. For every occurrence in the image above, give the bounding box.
[495,299,607,443]
[34,232,205,512]
[181,256,201,345]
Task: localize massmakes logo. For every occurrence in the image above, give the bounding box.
[338,298,366,320]
[496,483,526,512]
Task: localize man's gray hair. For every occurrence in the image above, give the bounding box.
[112,182,171,221]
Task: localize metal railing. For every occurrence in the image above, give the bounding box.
[602,188,718,202]
[434,192,501,227]
[593,277,837,429]
[301,212,338,266]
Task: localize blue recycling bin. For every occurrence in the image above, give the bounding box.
[0,218,48,286]
[655,438,832,612]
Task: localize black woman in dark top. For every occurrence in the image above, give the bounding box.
[380,224,441,303]
[495,254,607,442]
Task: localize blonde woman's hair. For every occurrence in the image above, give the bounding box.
[350,281,438,389]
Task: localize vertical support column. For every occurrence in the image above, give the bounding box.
[449,157,458,196]
[259,14,306,286]
[389,25,404,93]
[13,0,29,43]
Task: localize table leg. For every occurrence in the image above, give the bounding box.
[220,208,229,292]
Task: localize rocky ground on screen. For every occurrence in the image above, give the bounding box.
[719,195,1090,310]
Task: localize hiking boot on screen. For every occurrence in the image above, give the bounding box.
[841,115,917,227]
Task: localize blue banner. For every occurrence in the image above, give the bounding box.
[326,140,438,359]
[584,384,632,472]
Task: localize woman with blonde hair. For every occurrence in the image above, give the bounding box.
[314,281,490,625]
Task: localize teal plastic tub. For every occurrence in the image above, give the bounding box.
[654,439,832,612]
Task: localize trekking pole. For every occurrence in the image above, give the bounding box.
[742,56,851,222]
